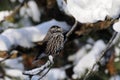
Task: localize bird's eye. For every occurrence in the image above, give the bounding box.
[57,28,61,31]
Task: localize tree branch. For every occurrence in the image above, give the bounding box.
[66,19,78,38]
[64,19,78,44]
[0,0,28,23]
[23,55,54,79]
[0,50,19,63]
[83,31,118,80]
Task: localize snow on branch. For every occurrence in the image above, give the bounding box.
[0,11,12,22]
[57,0,120,23]
[23,60,51,75]
[20,0,41,22]
[23,55,54,79]
[113,18,120,33]
[0,0,28,23]
[0,19,70,51]
[73,40,106,79]
[83,31,118,80]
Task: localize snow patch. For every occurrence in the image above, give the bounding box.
[73,40,106,78]
[57,0,120,23]
[0,19,70,51]
[0,11,12,22]
[113,19,120,32]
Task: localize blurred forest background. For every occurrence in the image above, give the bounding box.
[0,0,120,80]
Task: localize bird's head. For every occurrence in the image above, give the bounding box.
[49,26,63,33]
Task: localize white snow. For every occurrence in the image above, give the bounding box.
[0,57,4,61]
[27,1,41,22]
[4,77,11,80]
[4,57,24,70]
[18,0,24,3]
[44,68,66,80]
[31,75,40,80]
[28,68,66,80]
[113,19,120,32]
[48,55,54,63]
[20,0,41,22]
[56,0,70,15]
[20,6,28,17]
[24,66,66,80]
[73,40,106,78]
[68,38,94,64]
[5,69,27,80]
[115,47,120,57]
[109,75,120,80]
[57,0,120,23]
[0,19,70,51]
[0,11,12,22]
[68,44,92,64]
[5,69,23,77]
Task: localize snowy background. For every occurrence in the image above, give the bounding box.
[0,0,120,80]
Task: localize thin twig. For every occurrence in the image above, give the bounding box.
[83,31,118,80]
[0,50,19,63]
[0,0,28,23]
[0,54,12,63]
[23,55,54,78]
[66,19,78,38]
[38,64,53,80]
[64,19,78,44]
[23,60,51,75]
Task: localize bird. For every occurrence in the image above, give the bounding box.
[33,25,64,64]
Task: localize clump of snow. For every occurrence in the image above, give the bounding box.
[27,0,41,22]
[57,0,120,23]
[41,68,66,80]
[18,0,24,3]
[28,68,66,80]
[109,75,120,80]
[0,57,4,61]
[4,57,24,70]
[20,0,41,22]
[0,35,13,51]
[0,19,70,51]
[2,21,18,29]
[115,47,120,57]
[113,19,120,32]
[5,69,27,80]
[0,11,12,22]
[56,0,70,15]
[19,6,28,16]
[87,38,95,44]
[73,40,106,78]
[114,33,120,62]
[68,38,94,64]
[31,75,40,80]
[68,44,92,64]
[4,77,11,80]
[48,55,54,63]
